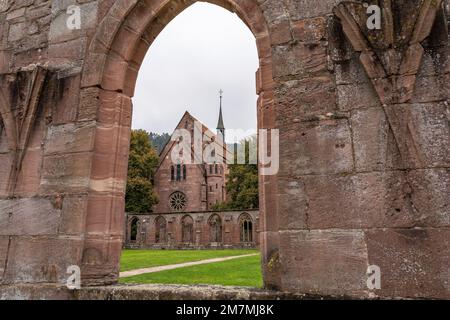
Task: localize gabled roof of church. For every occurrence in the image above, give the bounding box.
[156,111,232,173]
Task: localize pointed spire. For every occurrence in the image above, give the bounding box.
[217,89,225,131]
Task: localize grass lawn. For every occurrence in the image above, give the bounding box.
[120,249,258,272]
[120,254,263,287]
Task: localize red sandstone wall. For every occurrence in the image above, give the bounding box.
[125,210,259,248]
[0,0,448,299]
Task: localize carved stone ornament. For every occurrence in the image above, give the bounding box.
[333,0,446,167]
[0,67,48,196]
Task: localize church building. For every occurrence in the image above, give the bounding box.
[125,93,259,249]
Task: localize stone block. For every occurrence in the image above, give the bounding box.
[0,153,13,197]
[101,53,128,92]
[272,42,327,78]
[3,237,83,284]
[89,153,128,193]
[280,230,368,297]
[58,194,88,236]
[78,87,100,121]
[260,230,281,290]
[50,74,81,125]
[276,75,337,123]
[291,17,327,43]
[85,194,125,236]
[44,121,96,155]
[258,175,279,233]
[279,119,354,176]
[334,55,370,85]
[402,102,450,168]
[48,37,87,61]
[269,19,292,45]
[0,236,9,281]
[0,197,61,236]
[412,73,448,103]
[11,47,49,69]
[337,82,380,111]
[418,45,450,77]
[285,0,336,20]
[406,169,450,227]
[277,178,308,230]
[366,228,450,299]
[300,171,423,230]
[98,90,132,126]
[351,106,402,171]
[8,22,26,42]
[81,238,122,285]
[0,50,10,73]
[80,52,107,87]
[49,1,97,43]
[40,152,92,194]
[90,123,130,167]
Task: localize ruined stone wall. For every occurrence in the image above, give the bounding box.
[272,0,450,299]
[124,210,260,249]
[0,0,449,299]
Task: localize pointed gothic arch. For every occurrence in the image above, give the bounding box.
[208,214,223,243]
[239,213,253,243]
[80,0,276,286]
[129,216,139,242]
[181,215,194,244]
[155,216,167,243]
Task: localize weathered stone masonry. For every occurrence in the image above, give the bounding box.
[0,0,449,299]
[124,210,260,249]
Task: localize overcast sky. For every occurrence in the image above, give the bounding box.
[131,2,259,143]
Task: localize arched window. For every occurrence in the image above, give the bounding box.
[209,164,213,174]
[215,164,218,174]
[181,215,194,243]
[239,213,253,243]
[170,166,175,181]
[183,165,187,180]
[130,217,139,242]
[176,164,181,181]
[209,214,222,243]
[155,216,167,243]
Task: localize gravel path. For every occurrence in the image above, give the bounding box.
[120,253,259,278]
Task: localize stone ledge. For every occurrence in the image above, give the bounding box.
[0,283,325,300]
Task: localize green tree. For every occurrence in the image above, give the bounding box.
[214,136,259,210]
[148,132,171,153]
[125,129,159,213]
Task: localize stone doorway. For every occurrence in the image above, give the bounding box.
[81,0,275,287]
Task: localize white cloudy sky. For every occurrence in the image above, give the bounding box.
[131,2,259,143]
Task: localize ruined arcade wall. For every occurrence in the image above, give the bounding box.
[0,0,448,299]
[124,210,259,249]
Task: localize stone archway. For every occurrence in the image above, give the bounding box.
[238,212,253,243]
[129,216,139,242]
[181,215,195,244]
[79,0,276,287]
[208,214,223,244]
[154,216,167,244]
[0,0,448,299]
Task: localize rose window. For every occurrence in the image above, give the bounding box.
[169,191,187,211]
